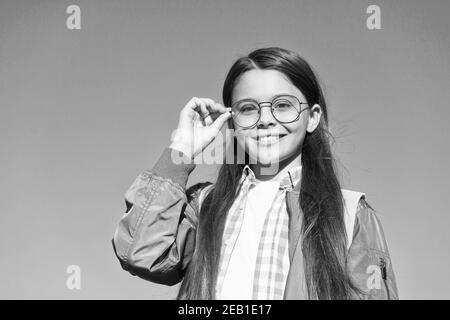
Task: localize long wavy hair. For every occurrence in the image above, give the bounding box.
[177,47,357,300]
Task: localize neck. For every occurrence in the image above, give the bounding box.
[251,151,302,182]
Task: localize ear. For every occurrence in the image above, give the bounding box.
[306,104,322,133]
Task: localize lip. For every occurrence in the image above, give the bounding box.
[252,134,287,145]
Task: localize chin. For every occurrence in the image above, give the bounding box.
[249,148,281,166]
[255,156,275,166]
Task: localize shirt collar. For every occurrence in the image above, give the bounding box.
[240,164,302,191]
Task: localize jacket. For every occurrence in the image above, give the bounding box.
[112,148,399,299]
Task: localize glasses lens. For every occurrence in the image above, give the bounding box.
[233,101,260,127]
[232,95,304,127]
[272,96,300,123]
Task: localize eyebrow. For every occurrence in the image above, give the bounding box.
[232,93,293,104]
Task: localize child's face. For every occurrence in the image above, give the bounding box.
[231,69,318,167]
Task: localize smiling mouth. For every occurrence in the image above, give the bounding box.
[254,134,287,145]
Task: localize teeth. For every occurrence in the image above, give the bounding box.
[259,136,279,144]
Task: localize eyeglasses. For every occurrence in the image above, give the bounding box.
[231,94,310,128]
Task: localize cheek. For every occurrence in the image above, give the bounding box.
[287,131,305,148]
[281,124,307,150]
[289,125,306,140]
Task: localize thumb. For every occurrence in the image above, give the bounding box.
[210,110,232,133]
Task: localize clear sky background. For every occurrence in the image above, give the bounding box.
[1,0,449,299]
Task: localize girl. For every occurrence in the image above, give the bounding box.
[112,47,398,300]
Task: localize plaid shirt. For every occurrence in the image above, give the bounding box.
[215,165,302,300]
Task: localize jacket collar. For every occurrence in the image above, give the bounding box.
[240,164,302,190]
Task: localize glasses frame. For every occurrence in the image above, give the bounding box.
[231,94,311,129]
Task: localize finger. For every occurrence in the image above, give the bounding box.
[210,109,232,132]
[183,98,226,126]
[210,107,232,123]
[184,97,207,116]
[200,100,210,116]
[197,99,221,126]
[198,102,212,127]
[181,97,201,123]
[204,99,228,114]
[198,98,216,110]
[183,98,207,127]
[201,112,214,126]
[184,97,197,112]
[195,98,226,115]
[193,99,209,119]
[203,106,228,124]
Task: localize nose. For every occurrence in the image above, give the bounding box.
[257,103,276,128]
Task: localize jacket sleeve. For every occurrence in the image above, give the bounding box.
[347,198,399,300]
[112,147,212,286]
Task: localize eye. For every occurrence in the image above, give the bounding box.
[273,101,293,111]
[275,103,291,109]
[238,103,259,113]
